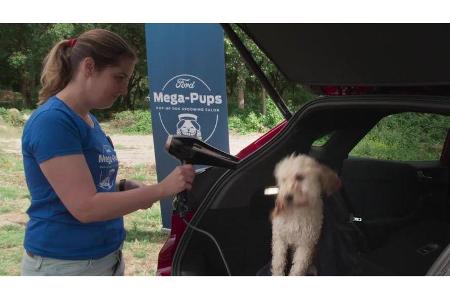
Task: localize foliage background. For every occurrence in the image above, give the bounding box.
[0,23,449,276]
[0,24,313,114]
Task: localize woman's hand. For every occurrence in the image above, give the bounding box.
[159,164,195,197]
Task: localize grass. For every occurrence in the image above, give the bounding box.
[97,101,286,136]
[123,203,169,275]
[0,115,167,276]
[0,108,448,275]
[118,163,157,183]
[351,113,449,161]
[0,225,24,276]
[0,146,168,276]
[0,150,28,276]
[0,187,23,201]
[98,110,152,135]
[117,162,167,275]
[228,100,285,134]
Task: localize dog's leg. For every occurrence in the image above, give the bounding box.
[289,246,313,276]
[271,235,288,276]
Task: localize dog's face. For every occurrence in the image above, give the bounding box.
[272,154,341,215]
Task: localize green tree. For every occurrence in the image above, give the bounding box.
[97,24,148,110]
[0,24,84,108]
[224,24,314,113]
[224,36,249,110]
[0,24,147,110]
[0,23,311,112]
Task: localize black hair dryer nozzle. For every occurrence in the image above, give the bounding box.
[164,135,239,169]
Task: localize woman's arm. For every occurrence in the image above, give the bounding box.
[115,179,146,192]
[39,154,194,223]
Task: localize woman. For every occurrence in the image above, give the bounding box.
[21,28,195,275]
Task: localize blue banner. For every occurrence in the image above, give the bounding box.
[145,24,229,229]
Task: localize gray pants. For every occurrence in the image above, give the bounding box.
[21,248,124,276]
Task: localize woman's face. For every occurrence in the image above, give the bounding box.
[86,57,136,109]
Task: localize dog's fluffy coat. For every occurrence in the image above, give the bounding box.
[271,154,340,276]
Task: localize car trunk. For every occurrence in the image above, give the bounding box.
[172,96,450,275]
[238,24,450,87]
[165,24,450,275]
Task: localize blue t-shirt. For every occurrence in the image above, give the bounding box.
[22,96,124,260]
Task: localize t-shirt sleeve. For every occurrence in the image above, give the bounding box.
[28,110,83,164]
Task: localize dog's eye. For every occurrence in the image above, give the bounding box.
[295,174,304,181]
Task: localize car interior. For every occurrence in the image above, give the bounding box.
[172,95,450,275]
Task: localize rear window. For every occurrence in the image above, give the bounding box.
[313,133,332,147]
[350,112,449,161]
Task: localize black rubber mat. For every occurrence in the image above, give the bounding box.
[361,220,450,275]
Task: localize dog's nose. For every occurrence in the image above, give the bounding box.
[285,194,293,204]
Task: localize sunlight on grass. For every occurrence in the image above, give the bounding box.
[0,152,23,173]
[118,163,157,185]
[0,224,24,248]
[0,141,166,275]
[0,224,24,275]
[351,113,449,161]
[123,202,169,275]
[0,152,29,218]
[0,186,22,201]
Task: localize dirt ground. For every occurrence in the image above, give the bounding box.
[1,115,265,165]
[0,121,21,155]
[7,133,264,166]
[111,133,263,166]
[1,133,262,166]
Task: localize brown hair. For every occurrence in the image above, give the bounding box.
[38,28,137,104]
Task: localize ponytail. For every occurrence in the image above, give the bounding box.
[38,39,74,104]
[38,29,137,105]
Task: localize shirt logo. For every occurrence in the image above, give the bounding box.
[98,145,117,190]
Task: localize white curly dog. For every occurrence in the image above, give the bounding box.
[271,154,341,276]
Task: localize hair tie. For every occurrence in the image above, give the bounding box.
[67,38,77,48]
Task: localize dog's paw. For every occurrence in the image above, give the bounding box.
[271,266,285,276]
[306,264,318,276]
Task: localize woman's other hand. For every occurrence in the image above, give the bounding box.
[159,165,195,197]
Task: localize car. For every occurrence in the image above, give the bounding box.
[156,24,450,276]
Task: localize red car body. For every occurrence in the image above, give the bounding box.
[156,120,288,275]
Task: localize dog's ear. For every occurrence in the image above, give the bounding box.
[319,165,342,197]
[271,198,285,220]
